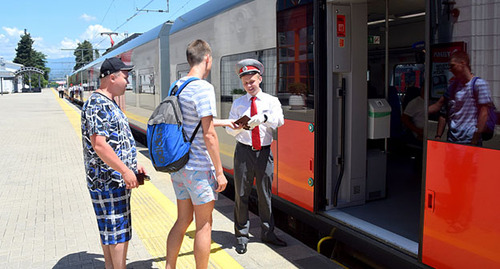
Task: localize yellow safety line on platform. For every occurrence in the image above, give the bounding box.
[124,111,149,125]
[52,89,82,138]
[132,181,242,269]
[51,89,242,268]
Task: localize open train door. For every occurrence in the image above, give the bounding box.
[321,0,430,267]
[279,0,500,267]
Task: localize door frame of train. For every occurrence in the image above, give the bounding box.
[313,0,329,213]
[322,0,368,210]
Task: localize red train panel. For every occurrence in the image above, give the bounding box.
[423,140,500,268]
[277,119,314,212]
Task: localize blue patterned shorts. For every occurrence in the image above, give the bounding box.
[171,168,218,205]
[89,187,132,245]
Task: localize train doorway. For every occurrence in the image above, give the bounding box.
[322,0,426,256]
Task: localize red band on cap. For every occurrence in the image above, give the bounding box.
[239,65,259,74]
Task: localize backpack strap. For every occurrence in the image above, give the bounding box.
[169,77,200,96]
[189,122,202,143]
[471,76,480,102]
[167,81,178,96]
[169,77,202,142]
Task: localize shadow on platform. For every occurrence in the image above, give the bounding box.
[53,251,163,269]
[21,87,42,93]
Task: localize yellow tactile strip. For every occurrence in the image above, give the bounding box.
[52,89,242,268]
[132,181,242,268]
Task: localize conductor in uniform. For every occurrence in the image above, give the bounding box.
[226,59,285,254]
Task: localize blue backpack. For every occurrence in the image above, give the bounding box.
[147,78,200,172]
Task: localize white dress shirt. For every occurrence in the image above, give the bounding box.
[226,90,284,146]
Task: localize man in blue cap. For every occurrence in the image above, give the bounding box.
[226,59,286,254]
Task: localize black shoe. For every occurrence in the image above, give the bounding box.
[262,236,287,247]
[235,243,247,254]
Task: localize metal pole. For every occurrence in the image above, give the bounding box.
[1,77,3,96]
[29,72,32,92]
[385,0,389,98]
[384,0,389,153]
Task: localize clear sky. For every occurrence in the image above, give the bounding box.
[0,0,209,61]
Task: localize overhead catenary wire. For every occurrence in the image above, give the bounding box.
[87,0,117,47]
[115,0,155,32]
[168,0,194,19]
[60,0,193,79]
[94,0,155,48]
[93,0,200,48]
[100,0,116,26]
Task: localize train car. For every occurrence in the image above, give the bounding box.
[168,0,279,182]
[68,22,173,133]
[69,0,500,268]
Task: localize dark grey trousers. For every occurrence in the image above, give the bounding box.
[233,142,275,244]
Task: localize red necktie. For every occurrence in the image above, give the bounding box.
[250,96,261,150]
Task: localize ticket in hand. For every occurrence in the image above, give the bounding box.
[234,115,251,128]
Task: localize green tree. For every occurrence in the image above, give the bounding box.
[74,40,97,71]
[13,30,49,87]
[13,30,35,67]
[33,51,50,82]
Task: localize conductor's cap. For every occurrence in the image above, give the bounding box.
[236,59,264,78]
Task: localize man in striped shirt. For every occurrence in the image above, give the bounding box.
[430,51,494,145]
[165,39,234,269]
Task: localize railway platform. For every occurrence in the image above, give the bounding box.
[0,89,341,268]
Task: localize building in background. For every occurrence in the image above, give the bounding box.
[0,57,23,94]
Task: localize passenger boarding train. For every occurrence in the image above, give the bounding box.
[69,0,500,268]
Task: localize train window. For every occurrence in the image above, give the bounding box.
[87,67,99,92]
[128,70,136,92]
[176,63,190,80]
[176,62,211,84]
[138,68,155,94]
[277,0,314,122]
[393,64,424,111]
[219,49,277,118]
[393,64,423,94]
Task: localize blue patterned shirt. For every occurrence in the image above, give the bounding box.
[81,92,137,191]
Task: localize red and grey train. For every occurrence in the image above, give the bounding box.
[69,0,500,268]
